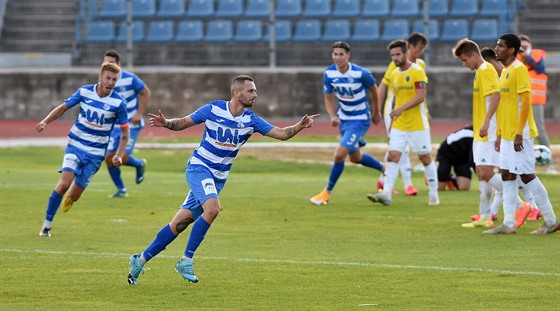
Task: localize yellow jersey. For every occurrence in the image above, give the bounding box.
[497,59,538,140]
[381,59,426,117]
[390,63,430,131]
[472,61,499,142]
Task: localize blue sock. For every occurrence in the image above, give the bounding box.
[326,161,345,192]
[108,166,125,190]
[142,224,177,262]
[126,156,143,168]
[184,217,211,259]
[360,153,384,172]
[45,190,63,222]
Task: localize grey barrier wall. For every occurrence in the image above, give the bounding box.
[1,67,558,121]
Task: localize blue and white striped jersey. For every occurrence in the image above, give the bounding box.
[323,62,377,122]
[65,84,128,159]
[114,70,146,128]
[188,100,274,182]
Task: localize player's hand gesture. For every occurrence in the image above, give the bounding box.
[300,114,320,129]
[36,121,47,133]
[148,110,166,127]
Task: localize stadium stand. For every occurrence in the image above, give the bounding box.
[479,0,508,17]
[157,0,186,18]
[470,18,498,41]
[413,19,439,40]
[449,0,479,16]
[293,19,321,41]
[352,19,380,41]
[392,0,419,17]
[216,0,244,18]
[303,0,331,18]
[98,0,126,19]
[381,19,410,41]
[426,0,449,17]
[322,20,350,41]
[275,0,302,17]
[244,0,270,18]
[205,20,233,42]
[362,0,390,17]
[234,20,263,41]
[117,21,145,42]
[440,18,469,41]
[131,0,156,19]
[86,21,115,42]
[332,0,360,18]
[263,20,292,41]
[187,0,214,17]
[176,20,204,42]
[145,20,174,42]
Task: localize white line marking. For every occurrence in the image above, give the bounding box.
[2,248,559,277]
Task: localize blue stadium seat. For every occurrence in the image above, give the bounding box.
[234,20,263,42]
[145,20,174,42]
[322,20,350,42]
[352,19,380,41]
[381,19,409,41]
[480,0,508,16]
[275,0,302,18]
[332,0,360,18]
[98,0,126,19]
[205,20,233,42]
[117,21,145,42]
[86,21,115,42]
[245,0,270,18]
[293,20,321,41]
[216,0,244,18]
[392,0,419,17]
[362,0,390,17]
[176,20,204,42]
[450,0,478,16]
[187,0,214,17]
[440,19,469,41]
[426,0,449,17]
[158,0,186,18]
[413,20,439,40]
[132,0,156,18]
[264,20,292,42]
[470,18,498,41]
[303,0,331,18]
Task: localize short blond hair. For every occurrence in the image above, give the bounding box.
[100,61,121,75]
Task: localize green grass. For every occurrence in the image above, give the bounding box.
[0,147,559,311]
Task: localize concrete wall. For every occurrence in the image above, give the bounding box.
[1,67,559,121]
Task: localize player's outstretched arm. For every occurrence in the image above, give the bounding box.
[266,114,320,141]
[36,103,68,133]
[148,109,195,131]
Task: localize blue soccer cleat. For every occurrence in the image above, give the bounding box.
[127,254,145,285]
[175,259,198,283]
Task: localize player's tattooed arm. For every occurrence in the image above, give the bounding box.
[164,117,191,131]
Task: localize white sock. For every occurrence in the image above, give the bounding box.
[490,190,502,216]
[524,177,556,225]
[479,181,493,218]
[423,161,438,196]
[43,220,52,228]
[502,180,517,227]
[382,162,399,199]
[517,178,537,208]
[399,151,413,188]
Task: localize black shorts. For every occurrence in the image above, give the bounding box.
[437,156,473,182]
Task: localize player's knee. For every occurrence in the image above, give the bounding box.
[175,218,194,234]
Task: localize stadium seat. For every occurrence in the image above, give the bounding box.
[332,0,360,18]
[176,20,204,42]
[480,0,508,16]
[362,0,390,17]
[392,0,419,17]
[293,19,321,41]
[245,0,270,18]
[381,19,409,41]
[263,20,292,42]
[145,20,174,42]
[98,0,126,19]
[205,20,233,42]
[157,0,186,18]
[132,0,156,18]
[450,0,478,16]
[234,20,263,42]
[275,0,302,18]
[187,0,214,17]
[470,18,498,41]
[216,0,244,18]
[440,19,469,41]
[86,21,115,42]
[302,0,331,18]
[352,19,380,41]
[413,20,439,40]
[117,21,145,42]
[322,20,350,42]
[426,0,449,17]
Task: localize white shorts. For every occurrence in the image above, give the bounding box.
[499,138,535,174]
[388,128,432,155]
[473,141,499,166]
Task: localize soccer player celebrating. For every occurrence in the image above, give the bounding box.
[367,40,439,206]
[310,41,385,205]
[127,75,319,284]
[483,34,559,234]
[103,49,151,198]
[37,62,129,237]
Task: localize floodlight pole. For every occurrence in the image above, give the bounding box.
[422,0,430,65]
[268,0,276,68]
[126,0,133,68]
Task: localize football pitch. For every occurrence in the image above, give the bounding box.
[0,147,559,311]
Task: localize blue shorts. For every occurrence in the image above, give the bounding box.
[339,120,370,154]
[58,146,102,189]
[107,126,141,154]
[180,165,226,220]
